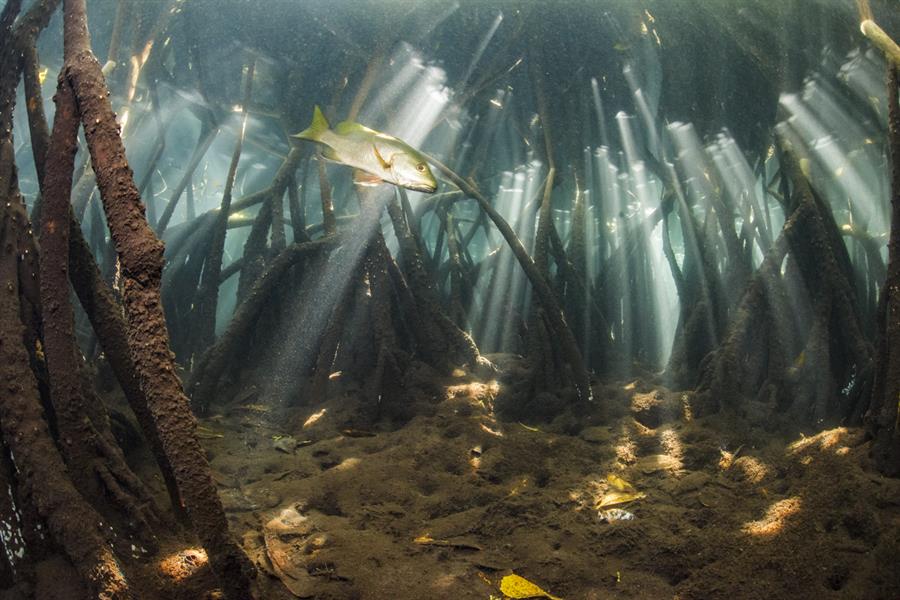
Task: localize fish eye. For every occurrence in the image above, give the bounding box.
[416,163,426,172]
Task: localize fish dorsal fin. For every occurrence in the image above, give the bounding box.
[292,105,330,142]
[334,120,376,135]
[372,145,392,170]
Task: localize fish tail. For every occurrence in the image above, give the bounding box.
[292,105,330,141]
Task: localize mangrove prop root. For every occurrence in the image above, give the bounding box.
[868,66,900,475]
[2,166,131,600]
[155,119,219,235]
[190,236,339,411]
[193,61,254,354]
[237,193,274,303]
[61,0,255,596]
[21,40,50,192]
[430,155,593,402]
[69,221,186,526]
[386,194,484,372]
[41,71,156,540]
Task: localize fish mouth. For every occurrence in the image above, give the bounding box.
[405,182,438,193]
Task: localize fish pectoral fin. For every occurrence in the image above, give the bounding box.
[320,146,340,162]
[353,169,384,187]
[372,145,392,170]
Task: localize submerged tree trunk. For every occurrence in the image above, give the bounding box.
[868,66,900,476]
[60,0,255,596]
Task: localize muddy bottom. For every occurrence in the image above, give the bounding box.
[54,366,900,600]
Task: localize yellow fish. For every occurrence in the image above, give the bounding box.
[292,105,437,193]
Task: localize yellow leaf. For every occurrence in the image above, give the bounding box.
[38,66,48,85]
[596,490,646,509]
[606,473,636,492]
[499,574,562,600]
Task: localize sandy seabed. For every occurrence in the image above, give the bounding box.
[44,356,900,600]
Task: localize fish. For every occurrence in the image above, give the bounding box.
[292,105,438,193]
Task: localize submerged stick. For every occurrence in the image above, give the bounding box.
[318,152,337,235]
[155,118,219,234]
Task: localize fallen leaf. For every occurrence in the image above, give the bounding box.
[499,574,563,600]
[606,473,636,492]
[596,490,646,509]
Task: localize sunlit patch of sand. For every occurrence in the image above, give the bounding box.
[445,381,500,406]
[432,573,460,589]
[659,427,684,460]
[741,496,802,537]
[636,453,682,474]
[731,456,771,484]
[680,392,694,422]
[615,436,637,465]
[787,427,864,456]
[159,547,208,583]
[334,457,361,471]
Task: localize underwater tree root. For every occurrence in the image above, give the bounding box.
[431,156,592,403]
[68,219,186,525]
[60,0,255,596]
[190,236,339,410]
[386,193,485,372]
[41,70,162,550]
[664,187,728,388]
[20,0,181,526]
[2,163,131,599]
[868,65,900,476]
[698,147,874,423]
[192,61,255,355]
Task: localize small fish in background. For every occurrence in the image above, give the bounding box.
[598,508,635,522]
[292,105,438,193]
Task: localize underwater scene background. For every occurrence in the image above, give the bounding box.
[1,0,899,598]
